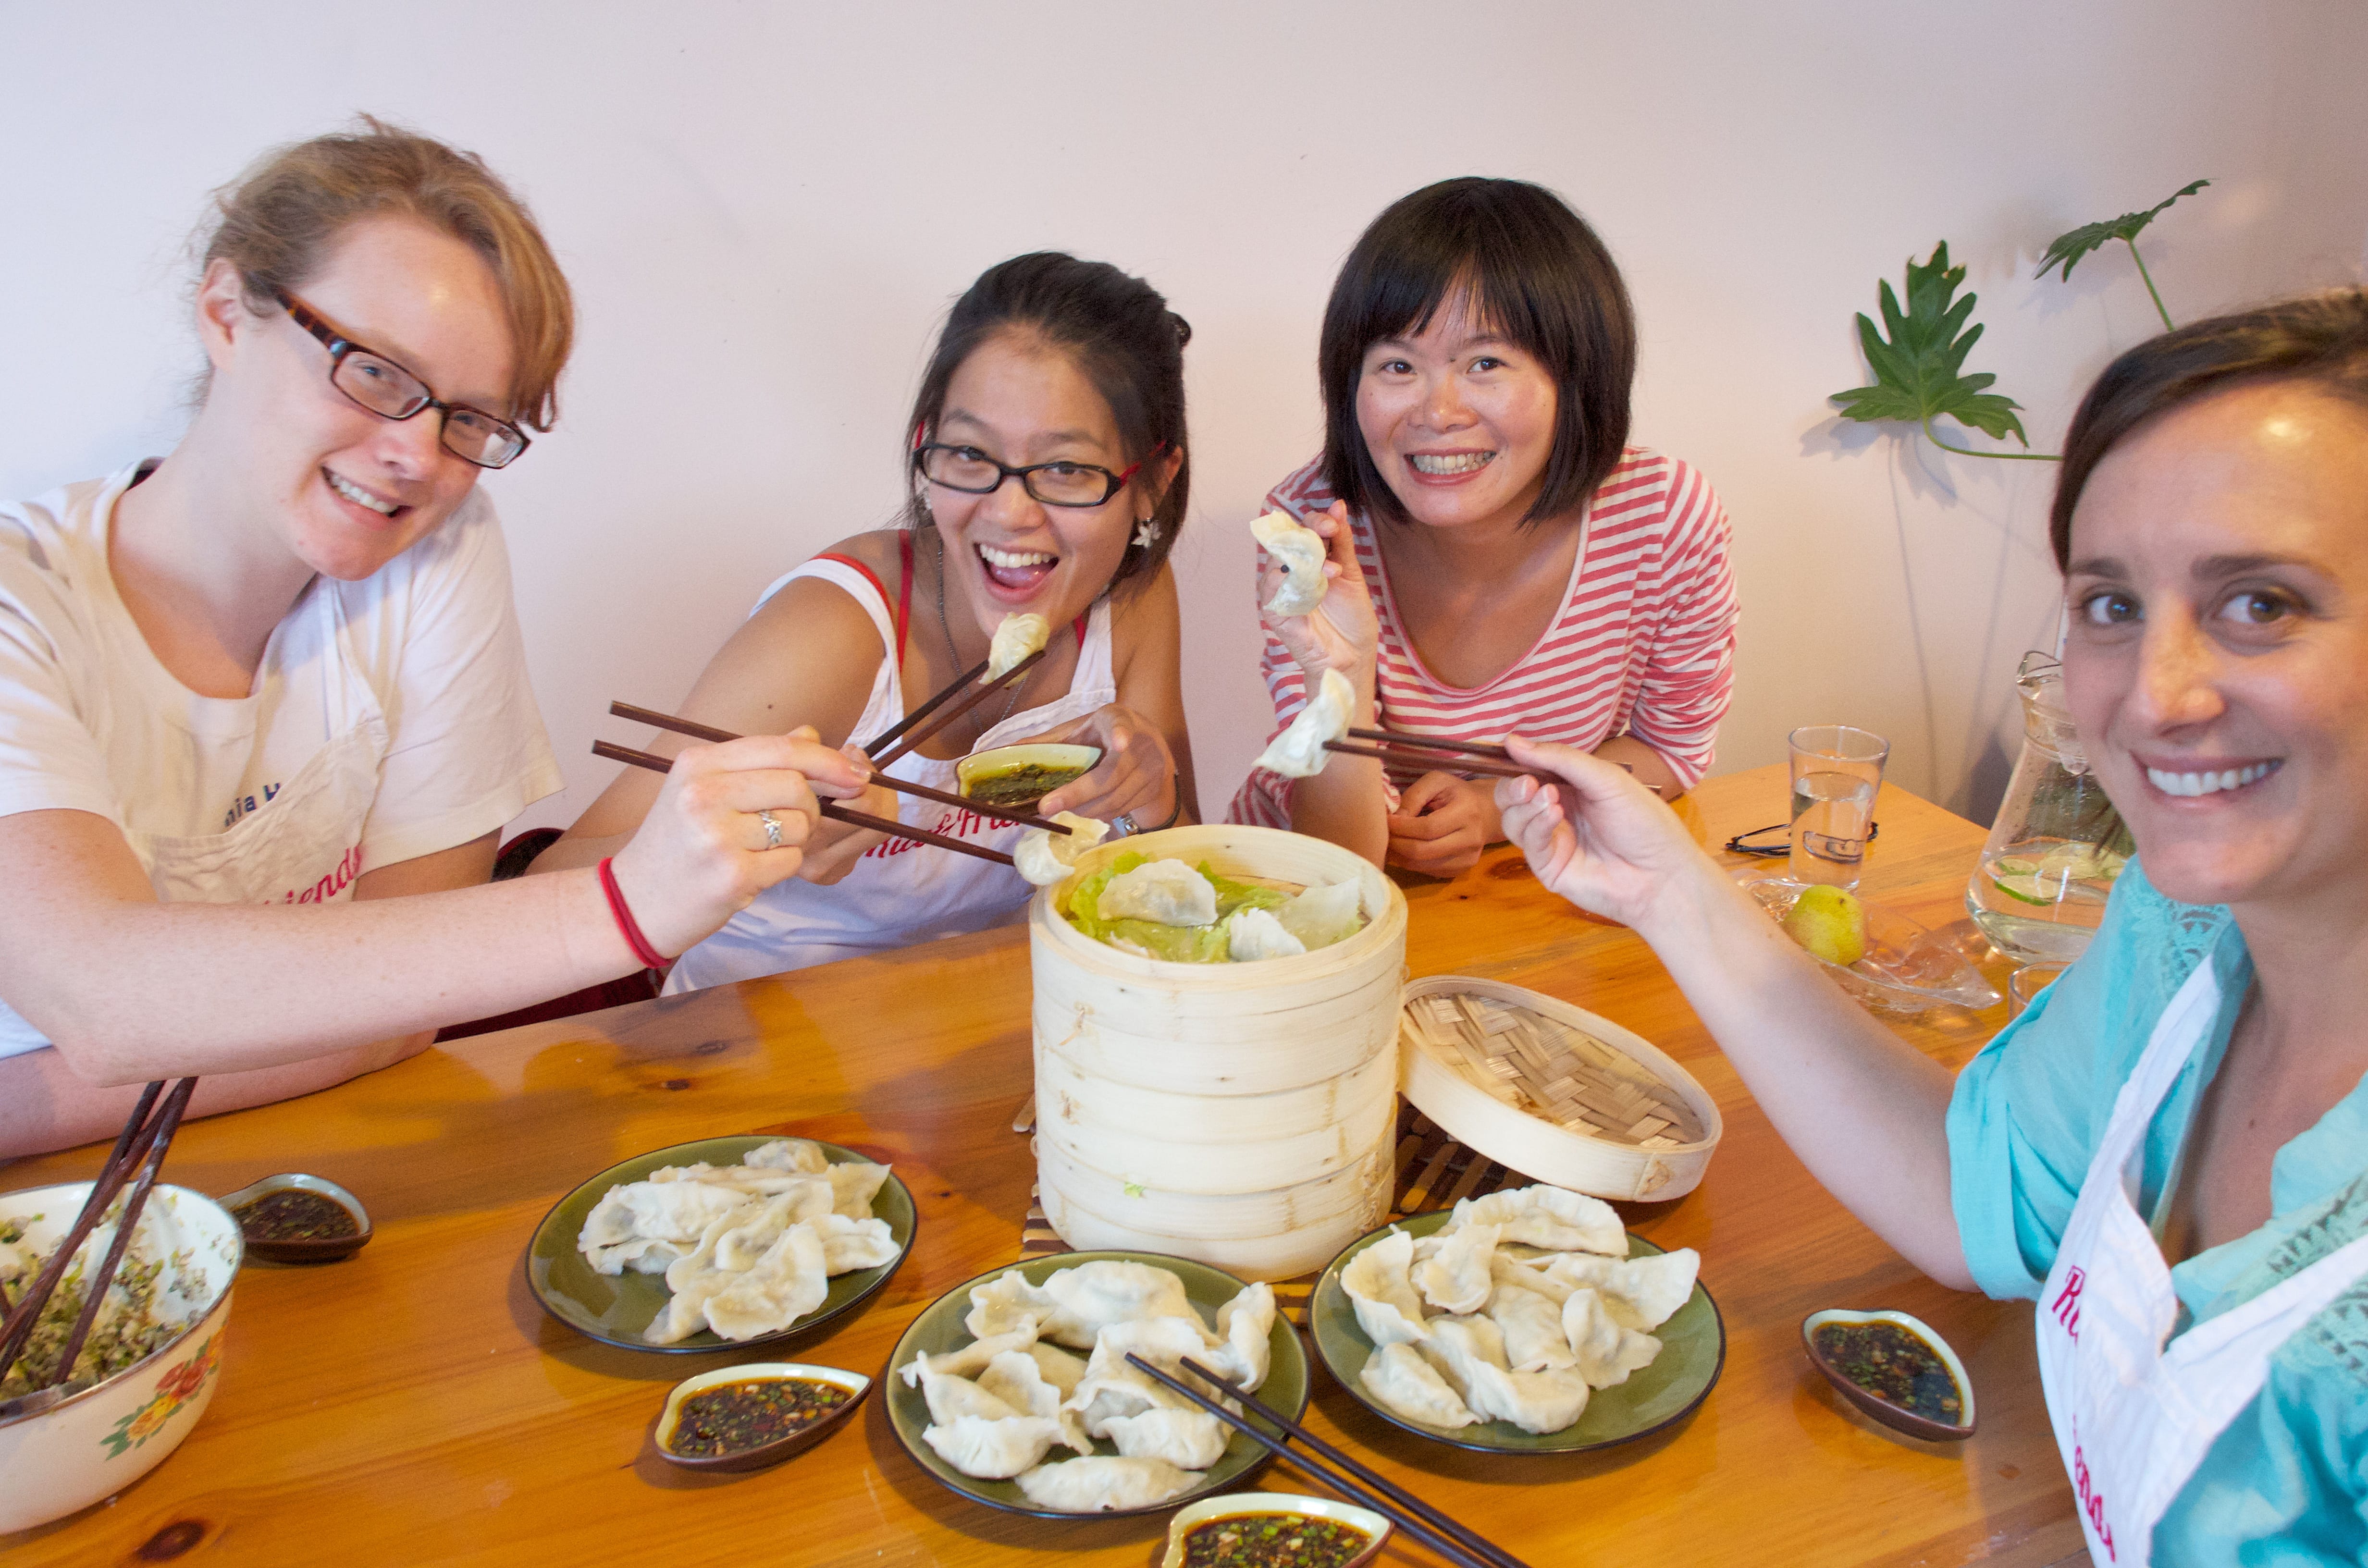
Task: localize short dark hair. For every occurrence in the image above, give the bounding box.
[1318,177,1635,528]
[2052,287,2368,570]
[905,252,1190,595]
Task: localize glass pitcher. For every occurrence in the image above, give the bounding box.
[1965,652,2134,963]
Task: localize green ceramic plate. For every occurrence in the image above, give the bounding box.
[1310,1209,1724,1454]
[525,1135,915,1353]
[884,1250,1310,1519]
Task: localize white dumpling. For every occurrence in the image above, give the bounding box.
[898,1327,1040,1388]
[1533,1248,1700,1332]
[1340,1228,1430,1347]
[1413,1314,1509,1410]
[702,1190,807,1271]
[1015,813,1111,888]
[810,1212,900,1273]
[966,1267,1060,1340]
[580,1178,750,1264]
[1468,1362,1593,1435]
[1358,1342,1479,1430]
[1101,1406,1230,1470]
[1014,1455,1196,1513]
[1252,510,1327,617]
[977,1350,1092,1455]
[1024,1340,1089,1400]
[986,612,1051,680]
[1199,1282,1275,1394]
[644,1210,751,1344]
[919,1363,1021,1426]
[1487,1282,1578,1374]
[1449,1185,1626,1256]
[924,1413,1067,1479]
[701,1219,828,1341]
[1037,1260,1196,1347]
[1253,668,1353,780]
[742,1138,832,1174]
[1276,879,1364,951]
[826,1161,892,1221]
[1096,860,1218,927]
[1065,1317,1228,1437]
[1224,906,1306,962]
[1413,1222,1500,1315]
[1562,1286,1663,1388]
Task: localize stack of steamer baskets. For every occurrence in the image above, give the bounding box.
[1028,825,1406,1282]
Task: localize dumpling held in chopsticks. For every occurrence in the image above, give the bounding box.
[1253,667,1354,779]
[1015,812,1110,888]
[1251,510,1327,617]
[986,612,1051,680]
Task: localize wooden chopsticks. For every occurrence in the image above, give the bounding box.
[592,740,1016,867]
[605,703,1069,836]
[1124,1352,1532,1568]
[857,658,987,758]
[1345,727,1512,761]
[0,1077,198,1395]
[1325,740,1534,781]
[870,646,1049,768]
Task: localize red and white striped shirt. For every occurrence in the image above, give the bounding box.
[1228,448,1739,830]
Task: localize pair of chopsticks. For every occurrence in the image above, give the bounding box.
[0,1078,199,1397]
[599,702,1066,869]
[1126,1352,1532,1568]
[865,647,1050,768]
[1328,726,1533,781]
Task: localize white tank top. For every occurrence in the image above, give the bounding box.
[665,541,1116,992]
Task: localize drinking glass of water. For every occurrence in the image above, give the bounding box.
[1788,725,1890,890]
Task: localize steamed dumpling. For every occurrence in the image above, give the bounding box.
[918,1363,1021,1426]
[1530,1248,1700,1332]
[1225,906,1306,962]
[924,1413,1068,1479]
[1252,510,1327,617]
[1095,860,1218,926]
[1449,1184,1627,1256]
[966,1267,1060,1340]
[1254,668,1353,780]
[1013,1455,1196,1513]
[1101,1406,1230,1470]
[1341,1228,1430,1347]
[1487,1282,1579,1374]
[1037,1260,1196,1347]
[1358,1342,1479,1430]
[1015,812,1111,888]
[826,1161,892,1221]
[809,1212,899,1273]
[1065,1316,1229,1437]
[1024,1341,1089,1400]
[1562,1286,1663,1389]
[1200,1282,1276,1394]
[700,1219,828,1341]
[1276,879,1364,951]
[898,1327,1041,1387]
[986,612,1051,680]
[977,1350,1092,1455]
[742,1138,832,1174]
[1413,1222,1500,1315]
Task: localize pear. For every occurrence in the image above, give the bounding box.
[1783,884,1867,968]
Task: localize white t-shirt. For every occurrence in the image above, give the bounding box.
[0,461,564,1058]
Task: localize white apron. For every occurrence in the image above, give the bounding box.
[2034,960,2368,1564]
[664,546,1117,993]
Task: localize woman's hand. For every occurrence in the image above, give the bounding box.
[1495,735,1721,933]
[1259,502,1380,683]
[1031,704,1177,826]
[794,747,900,886]
[607,725,868,955]
[1387,772,1501,877]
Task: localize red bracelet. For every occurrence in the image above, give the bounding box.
[596,857,670,969]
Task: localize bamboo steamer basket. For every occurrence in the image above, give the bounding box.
[1030,824,1407,1281]
[1399,975,1723,1203]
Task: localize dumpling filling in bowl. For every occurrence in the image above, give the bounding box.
[1061,853,1367,964]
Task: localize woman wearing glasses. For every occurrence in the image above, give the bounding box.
[0,122,863,1158]
[535,252,1194,990]
[1231,178,1739,876]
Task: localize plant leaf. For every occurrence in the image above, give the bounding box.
[1831,242,2031,444]
[2035,179,2209,282]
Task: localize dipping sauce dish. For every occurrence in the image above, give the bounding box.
[1801,1308,1976,1441]
[655,1363,870,1472]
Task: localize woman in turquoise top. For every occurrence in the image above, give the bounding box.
[1490,288,2368,1565]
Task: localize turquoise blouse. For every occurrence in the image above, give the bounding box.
[1948,861,2368,1564]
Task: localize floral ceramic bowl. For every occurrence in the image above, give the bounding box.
[0,1182,242,1531]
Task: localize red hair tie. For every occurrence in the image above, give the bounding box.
[597,857,670,969]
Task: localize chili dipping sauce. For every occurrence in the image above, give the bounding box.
[1180,1513,1372,1568]
[234,1188,361,1243]
[666,1377,849,1457]
[1813,1321,1962,1424]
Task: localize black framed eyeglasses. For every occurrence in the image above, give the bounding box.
[913,441,1164,508]
[275,290,531,469]
[1724,820,1880,857]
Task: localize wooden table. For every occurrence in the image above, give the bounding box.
[4,765,2085,1568]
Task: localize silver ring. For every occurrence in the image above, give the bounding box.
[1108,813,1140,838]
[757,809,783,850]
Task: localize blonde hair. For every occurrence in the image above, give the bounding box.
[199,116,573,429]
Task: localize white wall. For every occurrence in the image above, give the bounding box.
[7,0,2366,827]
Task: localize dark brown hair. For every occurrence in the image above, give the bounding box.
[905,252,1190,595]
[2052,287,2368,569]
[200,115,574,429]
[1319,177,1635,528]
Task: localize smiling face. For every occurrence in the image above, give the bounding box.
[1354,289,1559,534]
[2061,381,2368,910]
[197,213,515,583]
[925,331,1156,637]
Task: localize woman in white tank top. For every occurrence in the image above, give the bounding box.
[540,253,1199,988]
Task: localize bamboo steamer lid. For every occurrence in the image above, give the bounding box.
[1398,975,1722,1203]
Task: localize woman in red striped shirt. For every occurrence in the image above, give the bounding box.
[1229,178,1739,876]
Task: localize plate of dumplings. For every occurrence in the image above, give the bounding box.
[884,1250,1310,1518]
[527,1135,916,1353]
[1309,1184,1724,1454]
